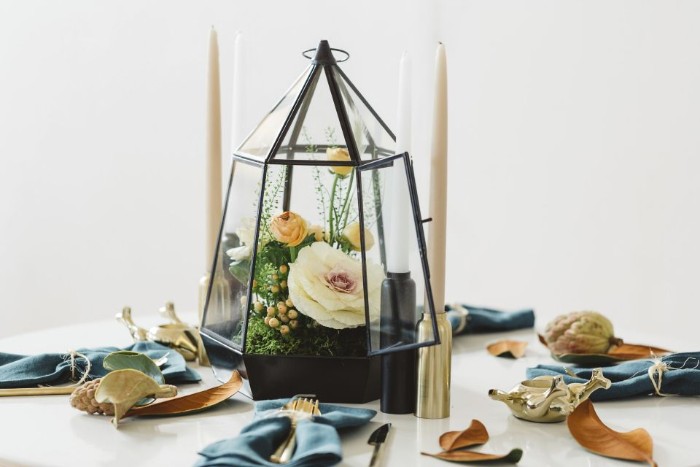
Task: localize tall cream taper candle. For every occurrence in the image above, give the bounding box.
[416,42,451,419]
[199,27,224,324]
[427,44,447,306]
[205,27,222,270]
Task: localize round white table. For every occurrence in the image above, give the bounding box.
[0,318,696,467]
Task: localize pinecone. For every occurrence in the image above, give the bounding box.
[69,379,115,416]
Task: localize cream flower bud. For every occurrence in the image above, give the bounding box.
[270,211,308,247]
[342,222,375,251]
[326,148,353,177]
[307,224,325,242]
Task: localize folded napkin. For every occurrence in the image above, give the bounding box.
[195,399,377,467]
[445,304,535,335]
[0,341,200,388]
[526,352,700,401]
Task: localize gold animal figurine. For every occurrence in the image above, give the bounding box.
[116,302,210,366]
[488,368,611,422]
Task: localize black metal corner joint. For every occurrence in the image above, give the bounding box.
[312,40,337,65]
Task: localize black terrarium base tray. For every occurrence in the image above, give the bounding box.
[243,354,380,403]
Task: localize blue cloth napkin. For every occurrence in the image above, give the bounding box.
[195,399,377,467]
[526,352,700,401]
[0,341,200,387]
[445,304,535,335]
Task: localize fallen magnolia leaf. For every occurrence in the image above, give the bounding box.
[567,399,656,466]
[95,369,177,428]
[487,340,527,359]
[425,420,523,464]
[422,448,523,464]
[125,370,243,418]
[538,334,671,365]
[439,420,489,451]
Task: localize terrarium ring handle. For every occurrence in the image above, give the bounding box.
[302,47,350,62]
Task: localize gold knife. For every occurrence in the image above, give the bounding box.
[367,422,391,467]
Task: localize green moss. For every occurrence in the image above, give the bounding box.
[246,314,366,357]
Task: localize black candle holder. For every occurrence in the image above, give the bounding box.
[380,271,417,413]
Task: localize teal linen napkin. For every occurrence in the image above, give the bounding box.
[0,341,200,387]
[445,304,535,335]
[526,352,700,400]
[195,399,377,467]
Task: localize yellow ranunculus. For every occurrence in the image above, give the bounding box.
[270,211,308,247]
[342,222,374,251]
[326,147,353,177]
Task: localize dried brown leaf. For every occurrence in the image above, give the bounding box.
[124,371,242,418]
[567,400,656,466]
[607,343,671,360]
[439,420,489,451]
[487,340,527,359]
[422,448,523,463]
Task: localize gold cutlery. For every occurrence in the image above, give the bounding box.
[270,397,320,464]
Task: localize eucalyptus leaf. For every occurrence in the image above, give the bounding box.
[95,369,177,428]
[104,350,165,384]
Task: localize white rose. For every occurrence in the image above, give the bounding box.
[226,244,252,262]
[287,242,384,329]
[236,218,256,246]
[226,217,256,261]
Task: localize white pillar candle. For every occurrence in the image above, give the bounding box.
[230,31,245,154]
[386,51,412,273]
[205,27,222,270]
[224,32,245,234]
[427,43,448,313]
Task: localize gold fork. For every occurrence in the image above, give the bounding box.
[270,398,320,464]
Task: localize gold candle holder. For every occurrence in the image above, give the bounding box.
[415,311,452,419]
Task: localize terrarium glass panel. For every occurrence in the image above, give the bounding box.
[333,68,395,160]
[242,162,380,356]
[202,159,263,350]
[360,155,437,355]
[237,67,310,160]
[272,68,352,163]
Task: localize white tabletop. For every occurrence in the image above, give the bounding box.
[0,318,697,467]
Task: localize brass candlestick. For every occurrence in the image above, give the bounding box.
[415,310,452,418]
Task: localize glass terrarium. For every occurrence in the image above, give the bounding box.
[201,40,439,402]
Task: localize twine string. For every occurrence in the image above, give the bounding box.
[40,350,92,389]
[647,358,669,396]
[646,354,699,397]
[69,350,92,386]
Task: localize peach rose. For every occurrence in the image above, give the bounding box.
[270,211,308,247]
[326,147,353,177]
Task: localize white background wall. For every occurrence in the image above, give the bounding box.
[1,0,699,343]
